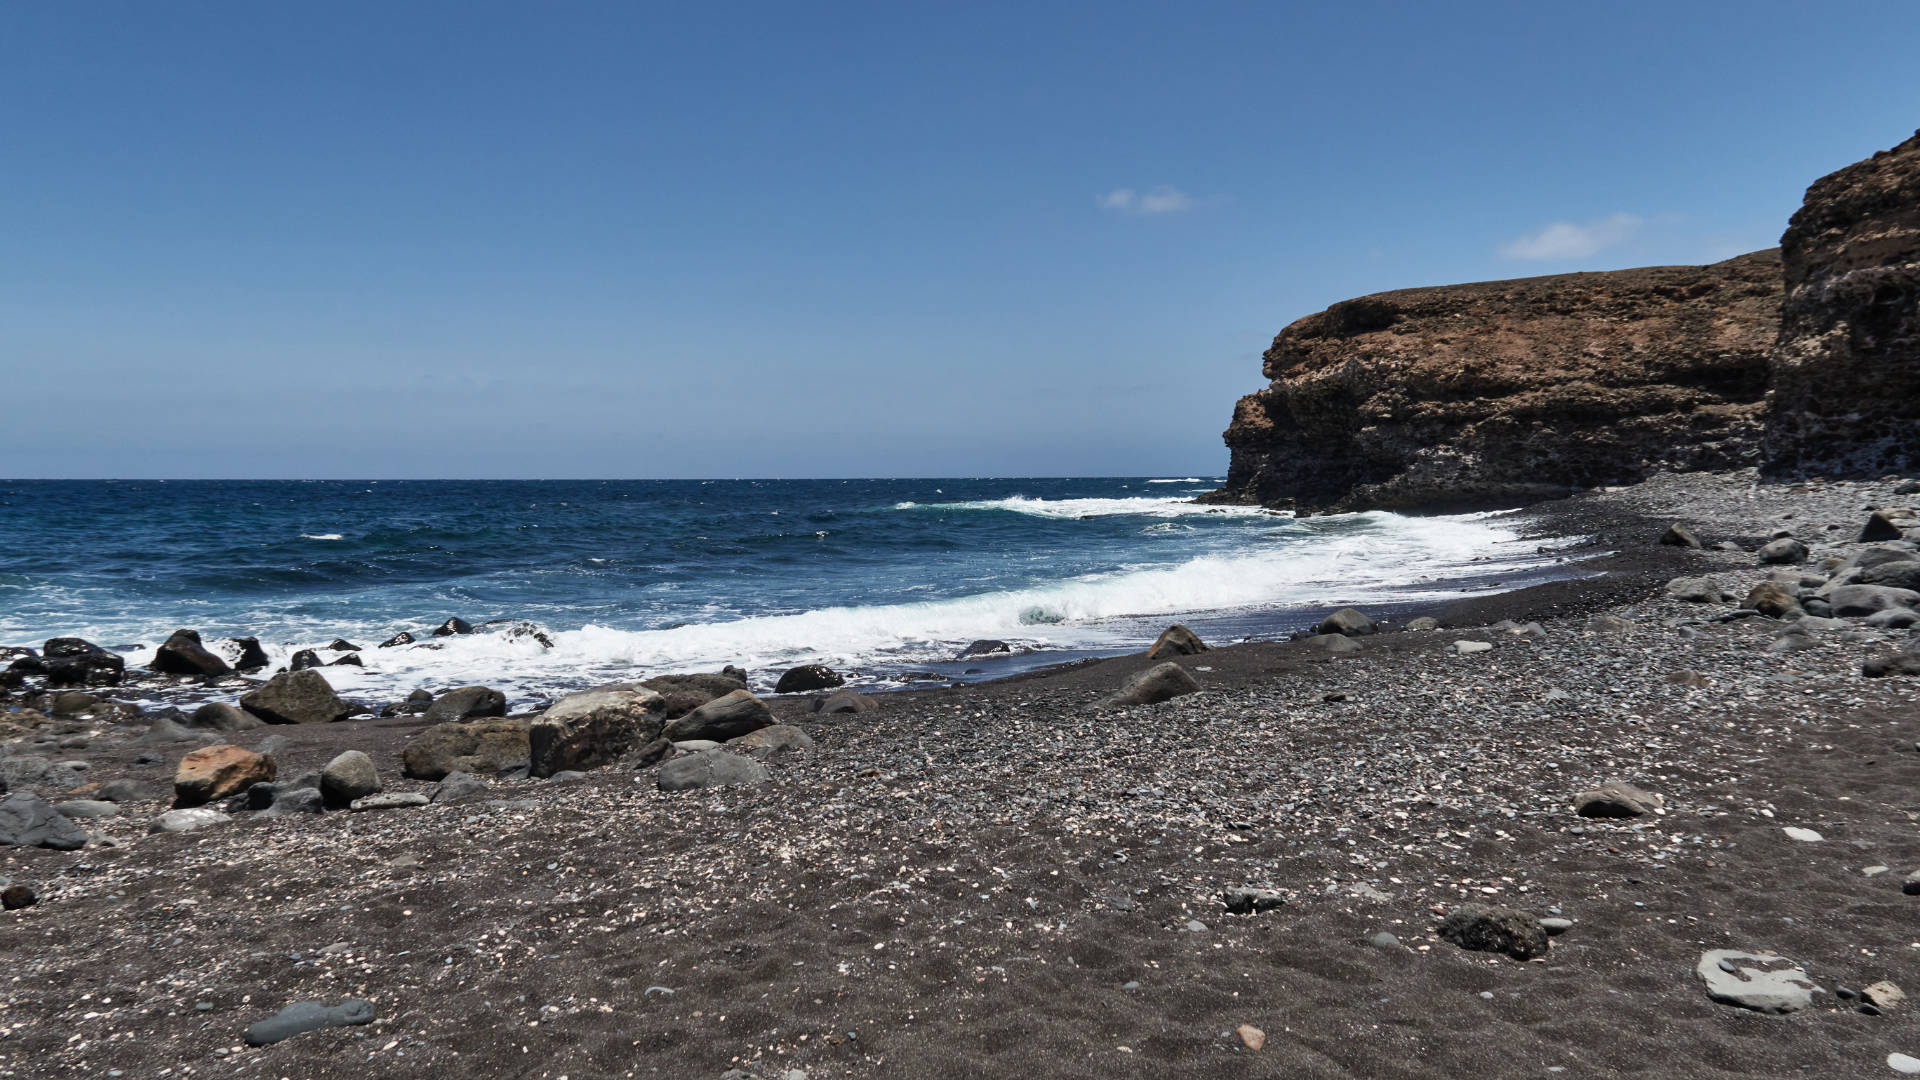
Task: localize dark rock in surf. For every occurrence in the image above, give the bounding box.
[289,649,324,672]
[239,670,353,726]
[1146,624,1209,659]
[432,618,473,637]
[38,638,124,687]
[150,629,233,677]
[775,664,844,694]
[959,639,1012,659]
[330,653,363,667]
[327,639,362,652]
[228,637,271,672]
[422,686,508,723]
[378,632,414,649]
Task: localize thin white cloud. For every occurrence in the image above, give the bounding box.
[1098,186,1194,215]
[1500,212,1643,260]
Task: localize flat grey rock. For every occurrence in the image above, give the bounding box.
[657,749,768,791]
[349,793,429,812]
[244,998,376,1046]
[1696,950,1818,1013]
[149,807,229,834]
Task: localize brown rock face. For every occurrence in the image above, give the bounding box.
[1766,131,1920,476]
[1209,251,1782,511]
[173,745,275,808]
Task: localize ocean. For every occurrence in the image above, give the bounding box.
[0,478,1577,707]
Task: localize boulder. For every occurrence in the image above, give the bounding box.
[1666,577,1730,603]
[320,750,380,808]
[423,686,508,723]
[289,649,324,671]
[1755,538,1809,565]
[1660,523,1704,549]
[1823,583,1920,617]
[1696,950,1818,1014]
[1102,662,1201,708]
[639,673,749,718]
[150,629,233,677]
[1406,616,1440,631]
[813,689,879,714]
[1305,633,1362,654]
[228,637,271,672]
[1436,903,1548,960]
[38,638,124,687]
[1315,608,1376,637]
[2,884,37,910]
[432,618,473,637]
[1744,582,1801,619]
[402,717,531,781]
[327,639,362,652]
[378,632,414,649]
[1574,780,1663,818]
[186,702,261,732]
[0,756,51,790]
[173,744,275,808]
[431,771,487,804]
[958,639,1012,658]
[657,749,769,792]
[529,688,665,777]
[1855,560,1920,592]
[1863,649,1920,678]
[1865,608,1920,629]
[330,653,363,667]
[663,689,775,742]
[730,724,815,757]
[1862,511,1909,542]
[774,664,844,694]
[0,793,87,849]
[149,807,229,834]
[240,670,353,725]
[258,786,324,819]
[1146,624,1209,659]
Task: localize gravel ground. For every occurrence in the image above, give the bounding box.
[2,470,1918,1079]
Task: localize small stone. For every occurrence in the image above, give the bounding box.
[1864,981,1907,1009]
[1184,920,1208,933]
[1889,1052,1920,1075]
[1221,886,1284,914]
[349,793,429,812]
[2,884,37,910]
[1782,826,1824,842]
[1368,931,1402,950]
[320,750,380,809]
[1573,780,1663,819]
[1660,522,1704,549]
[1696,950,1817,1013]
[1539,917,1573,936]
[1235,1024,1265,1051]
[1453,640,1494,654]
[149,807,230,834]
[1903,871,1920,896]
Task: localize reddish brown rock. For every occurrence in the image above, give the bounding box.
[1207,251,1782,511]
[173,744,275,808]
[1766,130,1920,476]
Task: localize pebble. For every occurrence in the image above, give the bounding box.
[1890,1053,1920,1075]
[1539,917,1573,936]
[1453,640,1494,654]
[1782,827,1824,842]
[1368,931,1402,950]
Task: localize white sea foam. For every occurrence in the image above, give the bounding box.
[113,508,1570,711]
[901,495,1276,519]
[1144,478,1205,483]
[300,533,345,541]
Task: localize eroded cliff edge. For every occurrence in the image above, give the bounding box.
[1207,250,1783,512]
[1766,129,1920,476]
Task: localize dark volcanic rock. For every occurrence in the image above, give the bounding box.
[150,629,233,677]
[1437,903,1549,960]
[1574,780,1663,818]
[640,673,749,718]
[402,718,531,781]
[959,639,1012,658]
[240,670,353,725]
[529,688,665,778]
[432,618,473,637]
[1102,662,1202,708]
[1766,131,1920,477]
[663,689,775,742]
[288,649,324,672]
[657,749,768,792]
[1146,624,1209,659]
[1660,523,1704,549]
[774,664,844,694]
[813,689,879,714]
[1316,608,1377,637]
[186,702,261,732]
[1206,251,1782,511]
[0,793,86,850]
[38,638,124,687]
[423,686,508,723]
[228,637,271,673]
[378,632,415,649]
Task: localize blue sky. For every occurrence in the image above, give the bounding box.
[4,1,1917,478]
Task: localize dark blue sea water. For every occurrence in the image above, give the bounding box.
[0,478,1571,705]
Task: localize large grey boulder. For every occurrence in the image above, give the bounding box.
[240,670,353,725]
[663,689,774,742]
[0,793,87,849]
[320,750,380,808]
[529,688,665,778]
[423,686,507,723]
[1696,950,1818,1013]
[187,702,261,732]
[402,717,531,780]
[1146,624,1209,658]
[1854,560,1920,592]
[150,628,232,677]
[657,749,768,792]
[1102,662,1201,708]
[1756,537,1809,565]
[38,638,125,687]
[640,672,749,718]
[1437,903,1548,960]
[1315,608,1376,636]
[1822,584,1920,618]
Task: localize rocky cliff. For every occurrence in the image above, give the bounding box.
[1207,250,1783,512]
[1766,130,1920,476]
